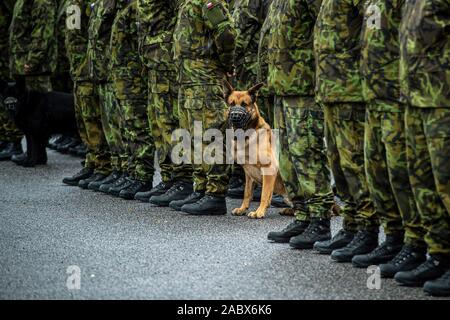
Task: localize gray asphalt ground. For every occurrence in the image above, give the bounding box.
[0,149,448,300]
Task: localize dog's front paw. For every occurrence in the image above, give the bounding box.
[232,207,247,216]
[248,209,266,219]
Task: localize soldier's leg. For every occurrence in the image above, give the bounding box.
[281,96,334,249]
[364,108,402,238]
[323,104,358,233]
[98,83,122,173]
[327,103,379,262]
[77,82,111,175]
[274,96,309,222]
[423,107,450,256]
[382,109,426,248]
[73,82,91,167]
[122,97,154,182]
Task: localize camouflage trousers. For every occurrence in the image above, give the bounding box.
[148,70,191,183]
[323,102,378,232]
[365,103,426,248]
[120,96,154,182]
[405,106,450,256]
[274,96,334,221]
[98,82,128,173]
[178,84,230,195]
[74,81,111,175]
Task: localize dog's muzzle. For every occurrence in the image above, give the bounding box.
[228,105,252,129]
[3,97,18,111]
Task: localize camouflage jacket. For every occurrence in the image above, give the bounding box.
[9,0,57,76]
[256,0,273,97]
[86,0,123,83]
[173,0,237,86]
[361,0,403,109]
[400,0,449,108]
[0,0,16,80]
[55,0,71,75]
[268,0,322,97]
[314,0,365,103]
[110,0,146,100]
[65,0,92,82]
[136,0,178,71]
[232,0,269,89]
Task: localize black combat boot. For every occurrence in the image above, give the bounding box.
[57,137,80,153]
[227,182,261,201]
[227,176,244,198]
[169,192,205,211]
[424,269,450,297]
[379,245,427,278]
[119,180,153,200]
[395,255,450,287]
[149,181,193,206]
[48,134,64,149]
[68,143,85,157]
[109,177,133,197]
[331,230,378,263]
[0,141,8,150]
[267,220,310,243]
[0,142,23,161]
[134,181,173,202]
[313,229,355,254]
[53,135,72,151]
[271,195,289,208]
[62,167,94,186]
[289,218,331,249]
[352,235,403,268]
[75,144,88,157]
[180,194,227,215]
[88,171,120,191]
[99,173,127,193]
[79,173,108,189]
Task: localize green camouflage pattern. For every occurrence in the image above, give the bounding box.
[399,0,450,108]
[178,85,230,195]
[267,0,322,97]
[365,106,426,246]
[65,0,92,82]
[9,0,57,76]
[173,0,237,86]
[360,0,403,109]
[406,106,450,256]
[111,0,153,181]
[256,0,273,98]
[274,96,333,221]
[314,0,365,103]
[74,81,112,174]
[323,103,378,231]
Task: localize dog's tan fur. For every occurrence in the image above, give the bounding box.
[225,82,289,219]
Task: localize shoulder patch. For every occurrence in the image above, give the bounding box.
[204,1,227,27]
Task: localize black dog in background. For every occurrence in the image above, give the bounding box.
[0,78,78,167]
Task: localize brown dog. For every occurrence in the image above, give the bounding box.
[225,81,289,219]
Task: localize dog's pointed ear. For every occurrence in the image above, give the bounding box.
[248,83,264,102]
[224,79,234,100]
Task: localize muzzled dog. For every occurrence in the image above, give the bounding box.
[225,81,289,219]
[0,78,78,167]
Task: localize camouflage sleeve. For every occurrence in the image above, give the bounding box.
[26,0,57,73]
[233,0,262,68]
[203,0,237,73]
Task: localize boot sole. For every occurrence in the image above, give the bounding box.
[63,180,82,186]
[395,278,426,287]
[423,287,450,297]
[267,236,291,244]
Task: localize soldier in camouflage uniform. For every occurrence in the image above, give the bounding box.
[53,0,73,93]
[0,0,23,161]
[136,0,195,207]
[313,0,380,262]
[349,0,428,274]
[172,0,236,215]
[81,0,129,194]
[63,0,113,187]
[395,0,450,294]
[265,0,334,249]
[106,0,156,200]
[8,0,58,164]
